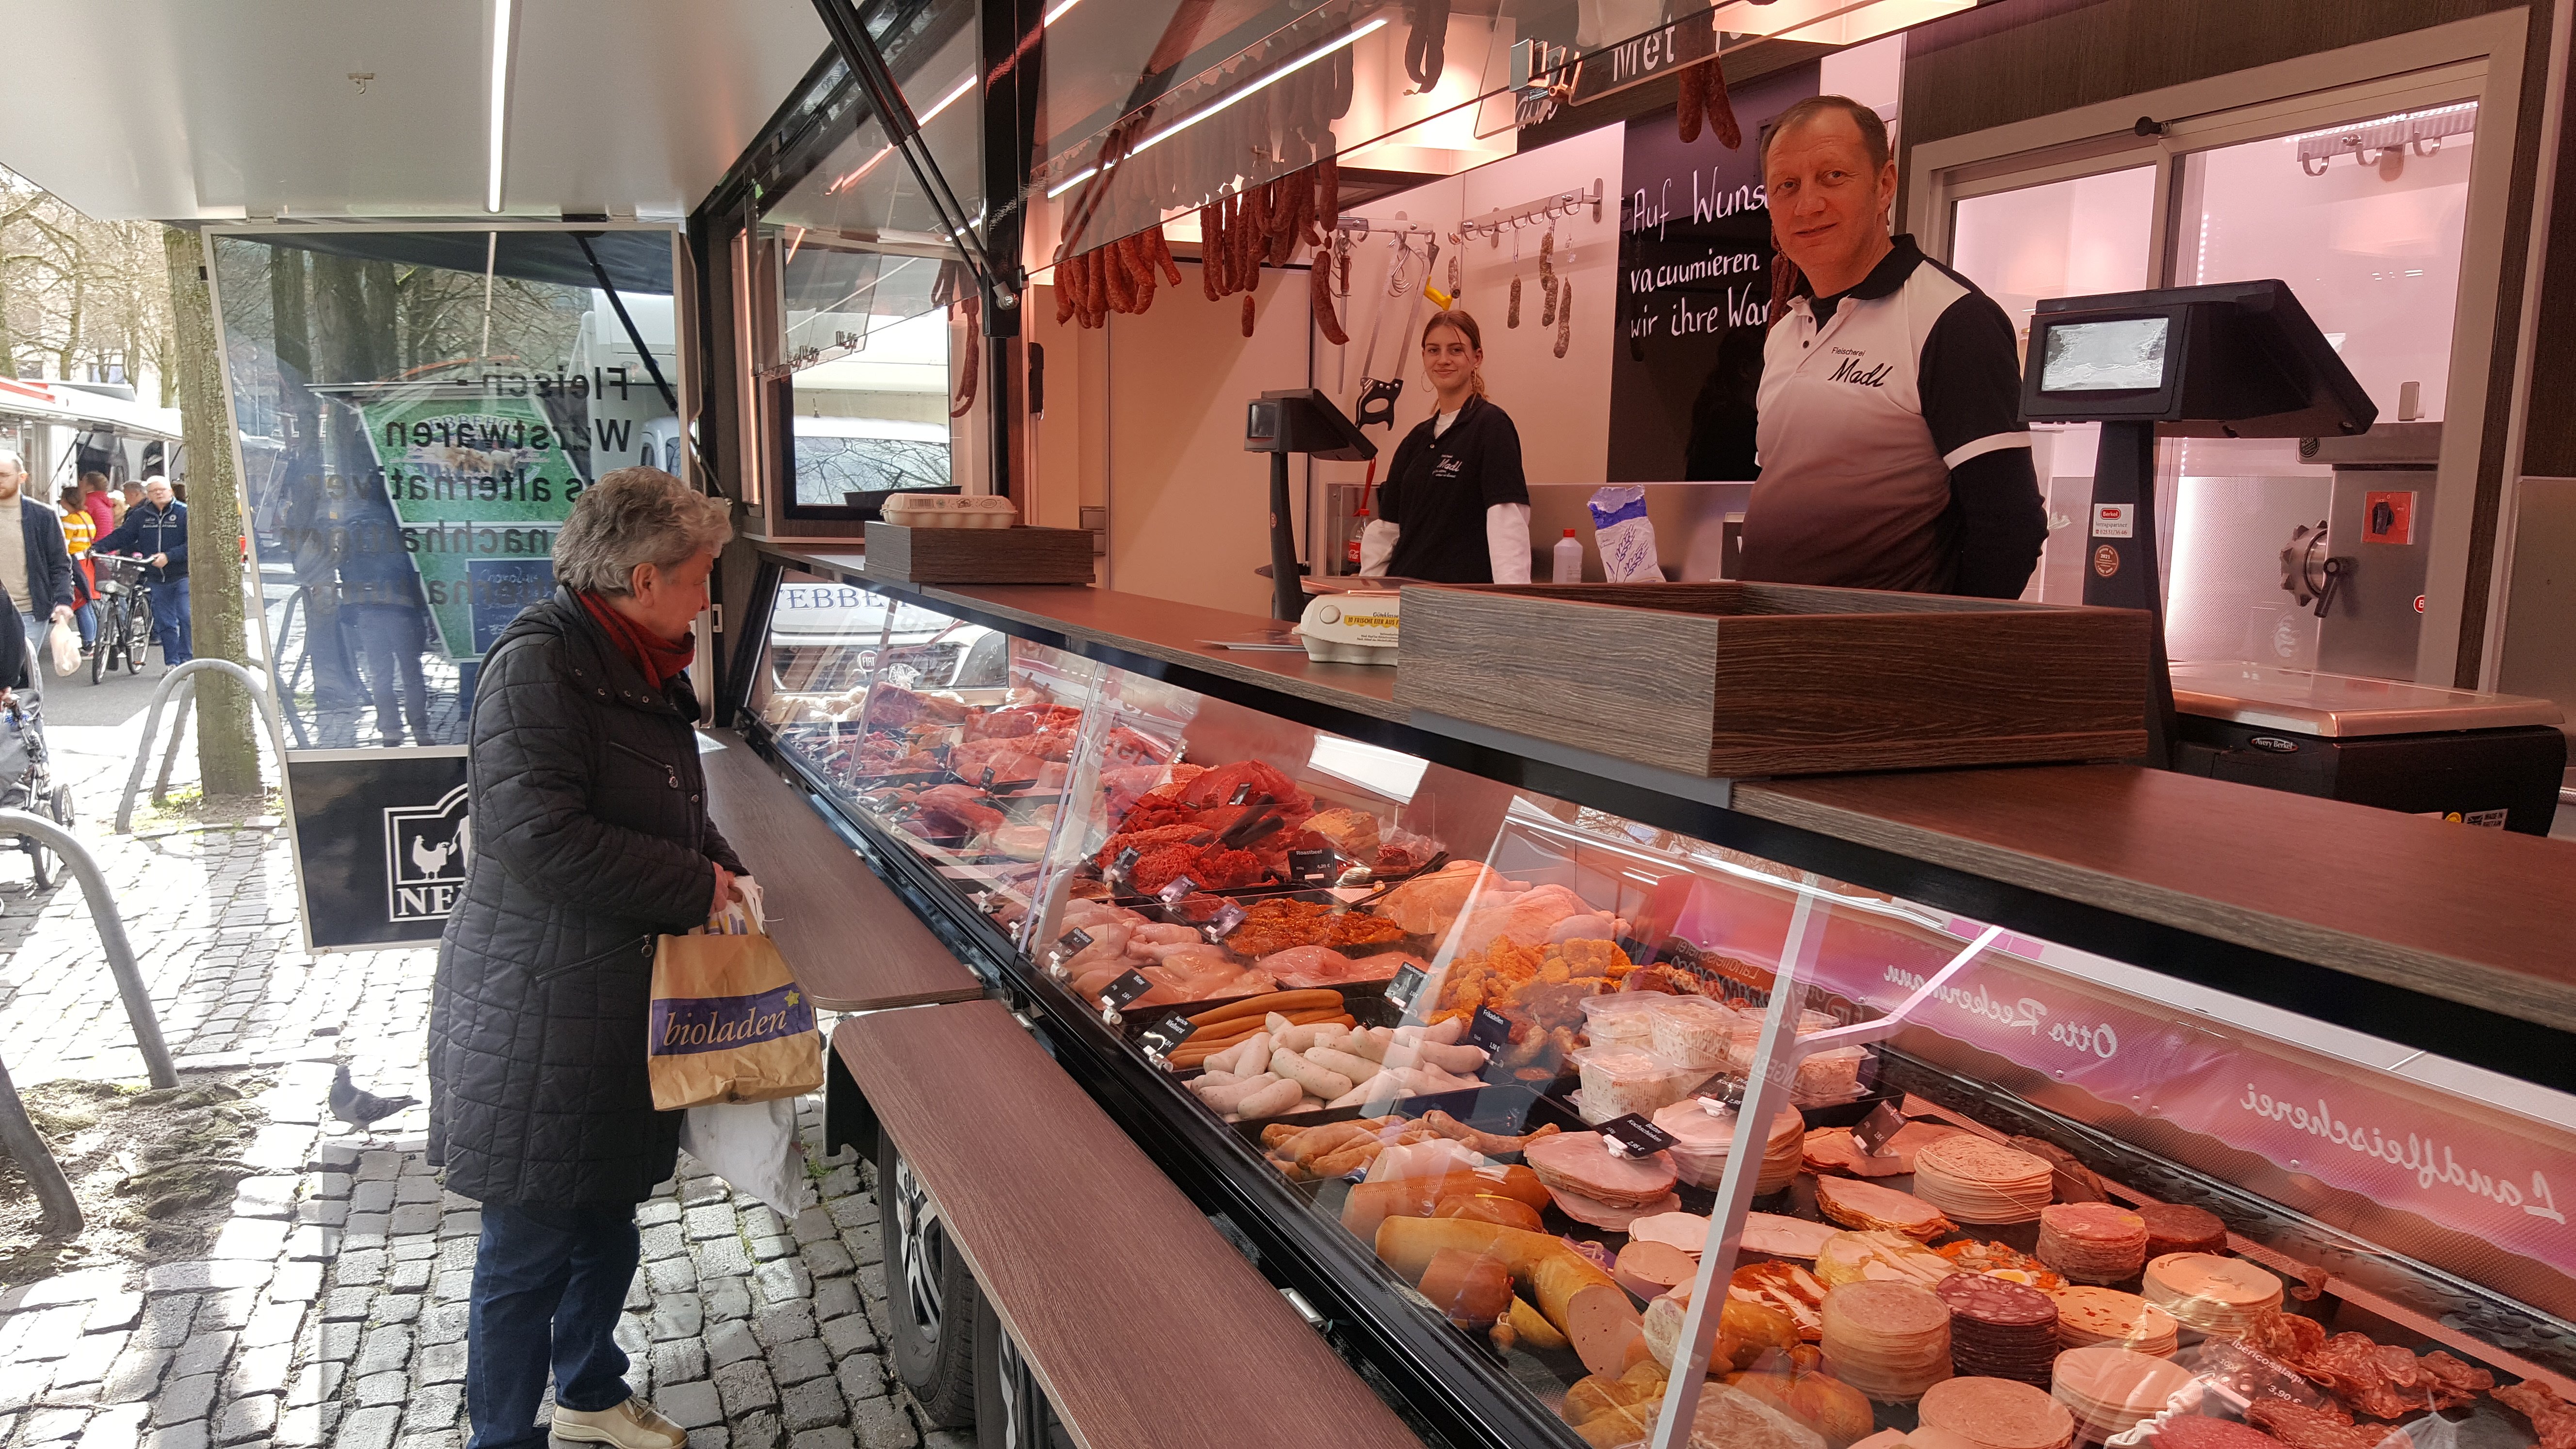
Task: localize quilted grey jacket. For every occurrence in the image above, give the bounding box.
[427,587,744,1205]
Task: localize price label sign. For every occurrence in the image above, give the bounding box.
[1596,1113,1678,1159]
[1098,970,1154,1013]
[981,767,998,788]
[1850,1099,1908,1158]
[1466,1006,1513,1053]
[1288,848,1336,880]
[1229,782,1254,806]
[1056,928,1094,956]
[1198,899,1248,941]
[1157,875,1198,905]
[1385,963,1430,1014]
[1138,1015,1198,1057]
[1111,846,1141,882]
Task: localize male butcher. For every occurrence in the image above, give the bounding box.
[1740,95,2046,598]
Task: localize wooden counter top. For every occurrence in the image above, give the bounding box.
[1733,766,2576,1033]
[835,1002,1424,1449]
[698,729,984,1012]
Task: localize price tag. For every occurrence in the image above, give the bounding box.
[1098,970,1154,1013]
[1288,848,1336,880]
[1466,1006,1513,1052]
[1056,928,1094,956]
[1157,875,1198,905]
[1850,1099,1907,1158]
[1111,846,1141,881]
[1385,963,1429,1014]
[1596,1113,1679,1159]
[981,767,997,788]
[1138,1015,1198,1057]
[1229,782,1254,805]
[1198,899,1248,941]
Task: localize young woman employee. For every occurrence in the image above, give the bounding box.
[1357,310,1533,583]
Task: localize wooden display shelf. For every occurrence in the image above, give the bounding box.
[859,522,1095,584]
[698,729,984,1012]
[835,1002,1424,1449]
[1393,581,2152,778]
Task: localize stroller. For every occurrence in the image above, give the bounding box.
[0,691,76,890]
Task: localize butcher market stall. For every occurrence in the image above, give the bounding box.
[724,545,2576,1449]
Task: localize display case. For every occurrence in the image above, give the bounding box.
[744,558,2576,1449]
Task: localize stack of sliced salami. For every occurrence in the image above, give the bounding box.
[1821,1280,1955,1403]
[2037,1204,2149,1284]
[2136,1202,2230,1257]
[1913,1136,2058,1226]
[1919,1376,2078,1449]
[1937,1273,2063,1387]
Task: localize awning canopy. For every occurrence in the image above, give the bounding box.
[0,379,184,442]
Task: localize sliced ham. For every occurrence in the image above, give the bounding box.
[1523,1132,1681,1208]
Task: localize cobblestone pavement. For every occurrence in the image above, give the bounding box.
[0,709,960,1449]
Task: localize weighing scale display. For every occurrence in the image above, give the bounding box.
[2040,317,2170,392]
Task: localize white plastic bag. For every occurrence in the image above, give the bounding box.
[679,1098,815,1220]
[1586,486,1664,583]
[46,619,78,677]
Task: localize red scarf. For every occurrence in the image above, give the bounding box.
[578,591,695,691]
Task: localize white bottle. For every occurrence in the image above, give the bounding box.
[1552,529,1584,584]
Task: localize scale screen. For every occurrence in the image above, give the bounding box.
[2040,317,2171,392]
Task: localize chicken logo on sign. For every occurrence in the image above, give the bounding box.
[385,785,472,923]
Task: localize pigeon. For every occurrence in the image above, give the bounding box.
[329,1064,419,1134]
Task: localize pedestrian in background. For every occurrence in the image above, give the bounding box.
[0,449,78,669]
[93,474,189,666]
[428,467,741,1449]
[117,482,140,527]
[56,483,96,654]
[78,470,114,541]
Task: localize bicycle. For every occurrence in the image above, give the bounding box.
[90,553,155,684]
[0,692,74,889]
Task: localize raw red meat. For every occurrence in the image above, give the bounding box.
[863,683,968,729]
[950,735,1073,784]
[1177,760,1310,817]
[914,784,1004,837]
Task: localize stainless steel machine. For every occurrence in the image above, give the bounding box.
[2288,420,2441,679]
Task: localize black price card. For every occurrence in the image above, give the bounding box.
[1288,848,1336,880]
[1385,963,1429,1014]
[1596,1113,1679,1159]
[1198,899,1248,941]
[981,766,997,788]
[1111,846,1141,880]
[1466,1006,1513,1052]
[1229,782,1254,806]
[1057,928,1094,956]
[1850,1099,1908,1158]
[1098,970,1154,1013]
[1157,875,1198,905]
[1138,1015,1198,1056]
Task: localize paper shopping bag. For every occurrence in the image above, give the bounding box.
[648,927,825,1110]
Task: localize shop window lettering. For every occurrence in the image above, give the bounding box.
[1880,963,2119,1061]
[2236,1084,2567,1224]
[1628,176,1769,244]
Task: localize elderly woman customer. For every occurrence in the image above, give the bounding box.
[429,467,745,1449]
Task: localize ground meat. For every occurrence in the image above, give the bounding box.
[1128,843,1266,895]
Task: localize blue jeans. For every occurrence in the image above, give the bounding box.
[72,602,94,649]
[467,1202,640,1449]
[144,577,191,665]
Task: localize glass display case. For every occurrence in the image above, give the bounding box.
[747,564,2576,1449]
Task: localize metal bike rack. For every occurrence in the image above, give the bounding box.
[0,807,184,1236]
[114,660,293,834]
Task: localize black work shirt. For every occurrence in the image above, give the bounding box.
[1380,394,1530,583]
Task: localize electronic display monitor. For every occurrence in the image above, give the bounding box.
[2040,317,2172,393]
[2020,280,2374,439]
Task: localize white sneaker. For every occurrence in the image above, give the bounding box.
[550,1397,687,1449]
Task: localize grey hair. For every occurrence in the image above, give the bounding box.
[553,467,733,596]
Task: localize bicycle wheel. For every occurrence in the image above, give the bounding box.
[128,598,148,674]
[89,616,105,684]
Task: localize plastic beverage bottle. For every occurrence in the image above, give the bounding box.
[1552,528,1583,583]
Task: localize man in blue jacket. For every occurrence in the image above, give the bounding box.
[94,474,190,666]
[0,448,78,673]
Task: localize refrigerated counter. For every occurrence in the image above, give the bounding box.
[726,544,2576,1449]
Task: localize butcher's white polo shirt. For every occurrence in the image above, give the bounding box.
[1743,236,2032,594]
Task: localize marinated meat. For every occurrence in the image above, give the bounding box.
[1304,806,1383,862]
[2494,1381,2576,1449]
[1095,823,1215,874]
[1224,897,1411,956]
[1129,842,1267,895]
[1177,759,1312,816]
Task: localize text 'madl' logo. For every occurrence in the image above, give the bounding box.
[385,784,471,923]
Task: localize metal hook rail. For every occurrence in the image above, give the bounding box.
[115,660,292,834]
[1461,178,1603,243]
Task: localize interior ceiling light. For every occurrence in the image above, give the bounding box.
[826,75,979,195]
[486,0,514,213]
[1042,0,1082,24]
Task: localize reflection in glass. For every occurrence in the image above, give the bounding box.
[213,229,675,748]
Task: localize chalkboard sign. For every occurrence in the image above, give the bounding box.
[1607,64,1818,483]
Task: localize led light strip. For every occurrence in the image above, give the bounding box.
[1045,18,1387,203]
[826,75,980,195]
[486,0,514,213]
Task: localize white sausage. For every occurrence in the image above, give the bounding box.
[1270,1048,1356,1101]
[1197,1073,1285,1112]
[1305,1045,1380,1083]
[1233,1077,1304,1118]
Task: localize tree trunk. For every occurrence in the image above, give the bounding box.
[164,226,261,798]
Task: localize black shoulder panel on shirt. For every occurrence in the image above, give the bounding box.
[1917,284,2029,460]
